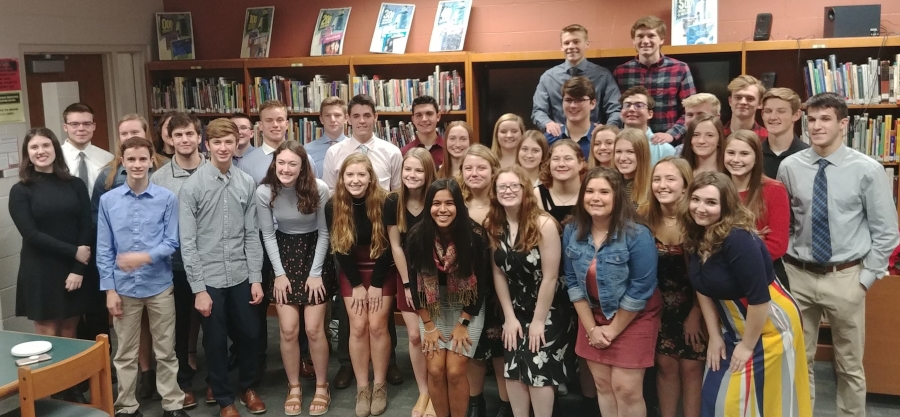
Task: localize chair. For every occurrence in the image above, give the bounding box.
[15,334,114,417]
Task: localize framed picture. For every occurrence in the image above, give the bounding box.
[370,3,415,54]
[429,0,472,52]
[672,0,718,45]
[241,7,275,58]
[156,12,195,60]
[311,7,352,56]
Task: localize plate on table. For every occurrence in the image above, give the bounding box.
[10,341,52,357]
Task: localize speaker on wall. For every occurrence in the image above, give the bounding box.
[760,72,776,89]
[824,5,881,38]
[753,13,773,41]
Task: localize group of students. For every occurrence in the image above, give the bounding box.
[10,13,897,417]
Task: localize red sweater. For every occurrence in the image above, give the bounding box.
[739,178,789,260]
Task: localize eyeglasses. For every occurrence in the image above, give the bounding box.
[237,125,252,131]
[622,102,648,110]
[66,122,96,128]
[563,97,591,106]
[496,183,523,193]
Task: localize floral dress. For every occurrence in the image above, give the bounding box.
[494,229,571,386]
[656,240,705,360]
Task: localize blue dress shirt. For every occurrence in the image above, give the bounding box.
[305,134,347,179]
[97,182,179,298]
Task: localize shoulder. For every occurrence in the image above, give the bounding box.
[844,148,884,170]
[537,213,559,234]
[10,181,27,195]
[723,228,758,247]
[256,183,272,199]
[539,63,565,78]
[89,145,114,164]
[385,191,399,206]
[664,56,690,68]
[780,148,811,169]
[325,198,334,212]
[315,179,330,197]
[761,178,786,193]
[380,139,402,156]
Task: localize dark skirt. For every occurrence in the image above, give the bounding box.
[575,290,662,369]
[338,245,398,297]
[472,294,504,361]
[268,230,336,306]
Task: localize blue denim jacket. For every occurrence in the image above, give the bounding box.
[562,221,658,319]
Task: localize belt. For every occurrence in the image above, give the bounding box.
[783,255,861,275]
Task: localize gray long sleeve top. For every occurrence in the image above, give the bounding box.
[256,179,331,278]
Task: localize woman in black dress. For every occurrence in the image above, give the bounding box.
[11,128,92,337]
[485,165,568,417]
[534,138,585,225]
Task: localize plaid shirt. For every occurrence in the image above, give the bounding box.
[724,121,769,141]
[613,55,696,142]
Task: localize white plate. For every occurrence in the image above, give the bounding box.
[10,341,52,357]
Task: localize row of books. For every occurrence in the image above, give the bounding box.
[151,77,245,114]
[248,75,351,114]
[351,65,465,112]
[803,55,900,105]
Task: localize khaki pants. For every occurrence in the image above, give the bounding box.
[112,286,184,413]
[785,263,866,417]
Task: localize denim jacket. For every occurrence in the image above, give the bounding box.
[562,221,658,319]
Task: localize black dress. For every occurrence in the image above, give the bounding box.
[655,240,706,360]
[495,228,571,387]
[537,184,574,224]
[10,172,92,321]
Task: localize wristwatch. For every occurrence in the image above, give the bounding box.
[458,317,470,327]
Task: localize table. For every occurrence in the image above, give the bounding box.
[0,331,95,398]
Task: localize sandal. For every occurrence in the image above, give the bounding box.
[284,383,303,416]
[309,382,331,416]
[423,398,437,417]
[411,394,430,417]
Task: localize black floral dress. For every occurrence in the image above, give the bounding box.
[656,240,706,360]
[494,229,571,387]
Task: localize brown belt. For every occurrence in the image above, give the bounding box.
[783,255,861,275]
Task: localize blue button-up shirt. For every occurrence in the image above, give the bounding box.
[97,182,179,298]
[304,134,347,179]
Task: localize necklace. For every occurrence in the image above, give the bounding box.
[662,214,677,227]
[553,190,578,205]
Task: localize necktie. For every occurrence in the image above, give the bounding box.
[811,158,832,264]
[76,152,89,184]
[328,140,338,147]
[567,67,580,76]
[358,145,369,155]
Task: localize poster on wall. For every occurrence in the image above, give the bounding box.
[0,59,25,124]
[429,0,472,52]
[671,0,717,45]
[311,7,352,56]
[241,7,275,58]
[370,3,416,54]
[156,12,195,60]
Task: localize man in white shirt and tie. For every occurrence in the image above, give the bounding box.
[305,96,348,179]
[60,103,114,197]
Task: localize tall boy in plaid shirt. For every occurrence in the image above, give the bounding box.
[614,15,696,146]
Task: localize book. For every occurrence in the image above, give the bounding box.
[428,1,472,52]
[311,8,351,56]
[802,55,900,104]
[150,77,244,114]
[370,3,416,54]
[241,7,275,58]
[671,0,717,46]
[156,12,195,60]
[351,65,464,112]
[249,75,349,113]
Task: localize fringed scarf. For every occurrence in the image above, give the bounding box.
[417,238,477,319]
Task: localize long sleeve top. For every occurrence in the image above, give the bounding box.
[739,179,789,260]
[613,55,696,142]
[97,182,179,298]
[179,162,263,293]
[256,180,331,277]
[532,59,623,130]
[150,158,207,272]
[325,197,393,288]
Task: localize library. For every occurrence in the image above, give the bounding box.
[2,1,900,417]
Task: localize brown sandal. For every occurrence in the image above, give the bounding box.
[284,383,302,416]
[412,393,430,417]
[309,382,331,416]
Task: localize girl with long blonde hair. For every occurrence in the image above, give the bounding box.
[490,113,525,168]
[517,130,550,188]
[438,121,473,179]
[613,128,652,208]
[588,125,619,169]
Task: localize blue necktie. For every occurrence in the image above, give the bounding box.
[358,145,369,155]
[811,158,832,264]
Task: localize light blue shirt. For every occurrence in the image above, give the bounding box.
[644,127,676,166]
[97,182,179,298]
[305,134,347,179]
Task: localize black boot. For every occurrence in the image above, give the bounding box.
[466,394,486,417]
[138,369,157,399]
[495,400,513,417]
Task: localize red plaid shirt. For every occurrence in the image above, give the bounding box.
[724,121,768,141]
[613,55,696,142]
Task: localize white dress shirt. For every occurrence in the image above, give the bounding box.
[61,140,113,198]
[322,135,402,193]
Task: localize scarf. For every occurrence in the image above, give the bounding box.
[418,238,478,319]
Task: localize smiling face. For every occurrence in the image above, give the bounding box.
[497,121,523,151]
[207,134,237,165]
[689,185,722,227]
[550,145,582,182]
[63,112,95,146]
[563,93,596,123]
[728,86,762,120]
[462,154,492,191]
[342,162,371,198]
[259,107,288,144]
[402,156,427,191]
[651,161,685,206]
[724,139,755,178]
[275,149,303,188]
[431,189,457,229]
[583,177,614,219]
[495,172,524,208]
[446,125,471,159]
[171,125,201,158]
[320,104,347,138]
[350,103,377,141]
[622,94,653,129]
[517,137,543,170]
[762,98,800,137]
[118,120,146,142]
[560,31,587,64]
[691,121,719,159]
[412,103,440,135]
[122,146,152,182]
[632,28,663,59]
[614,138,637,178]
[27,135,56,172]
[806,107,847,152]
[592,130,616,166]
[231,117,254,147]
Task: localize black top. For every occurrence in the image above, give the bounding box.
[383,193,425,244]
[406,219,490,316]
[325,197,393,288]
[688,228,774,305]
[537,184,574,225]
[762,135,809,179]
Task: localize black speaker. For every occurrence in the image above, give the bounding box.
[824,5,881,38]
[760,72,776,89]
[753,13,773,41]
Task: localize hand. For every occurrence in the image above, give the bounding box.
[706,335,727,372]
[450,323,472,356]
[545,121,562,137]
[729,342,754,373]
[651,132,675,144]
[758,226,771,237]
[366,286,383,313]
[306,276,326,304]
[116,252,151,272]
[273,274,291,305]
[596,325,618,348]
[528,320,547,353]
[64,273,83,291]
[587,325,611,348]
[502,318,523,352]
[195,291,213,317]
[422,323,446,359]
[684,308,706,351]
[404,287,415,310]
[75,245,91,264]
[106,291,123,318]
[249,283,264,305]
[351,286,367,316]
